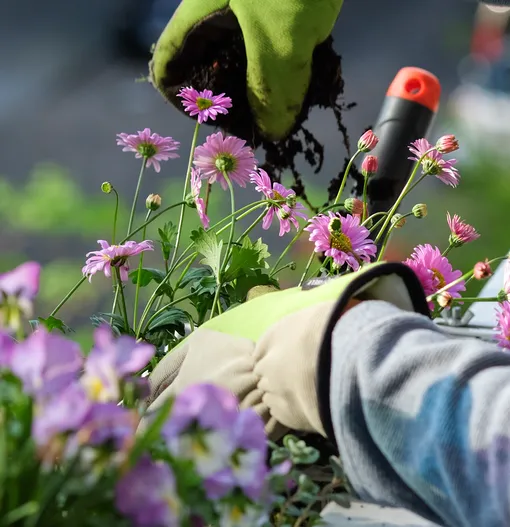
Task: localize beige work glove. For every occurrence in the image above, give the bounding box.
[145,262,429,440]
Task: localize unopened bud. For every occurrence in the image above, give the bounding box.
[498,290,509,303]
[101,181,113,194]
[357,129,379,152]
[391,213,406,229]
[436,134,459,154]
[412,203,428,219]
[344,197,364,215]
[437,292,453,308]
[361,155,378,178]
[328,217,342,233]
[146,194,162,211]
[473,259,492,280]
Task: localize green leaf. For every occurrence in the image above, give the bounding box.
[190,228,223,280]
[146,308,188,335]
[230,270,279,303]
[222,237,270,283]
[178,267,212,290]
[1,502,39,525]
[158,222,177,261]
[129,268,172,297]
[324,493,351,508]
[191,275,217,296]
[35,316,73,334]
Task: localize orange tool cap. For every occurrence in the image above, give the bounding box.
[386,67,441,113]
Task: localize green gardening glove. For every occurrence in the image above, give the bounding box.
[150,0,344,141]
[144,262,429,441]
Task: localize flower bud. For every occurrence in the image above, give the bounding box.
[391,213,406,228]
[361,155,378,178]
[437,292,453,308]
[498,290,509,303]
[146,193,162,211]
[436,134,459,154]
[412,203,428,219]
[328,217,342,233]
[344,197,364,215]
[473,259,492,280]
[357,129,379,152]
[101,181,113,194]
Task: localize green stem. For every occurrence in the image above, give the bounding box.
[374,149,435,243]
[452,296,500,303]
[140,292,195,336]
[368,214,388,231]
[298,250,317,287]
[133,211,151,327]
[172,254,197,295]
[333,149,361,205]
[114,268,130,332]
[127,158,147,235]
[49,277,87,317]
[169,121,200,269]
[271,262,297,276]
[111,188,119,244]
[376,212,413,261]
[269,225,307,277]
[362,175,369,223]
[442,243,455,257]
[210,173,236,319]
[236,208,268,243]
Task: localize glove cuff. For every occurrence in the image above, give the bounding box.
[315,262,431,444]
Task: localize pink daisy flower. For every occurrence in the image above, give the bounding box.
[82,240,153,282]
[177,87,232,124]
[304,212,377,271]
[193,132,257,190]
[408,138,460,187]
[403,244,465,309]
[116,128,180,173]
[191,168,210,229]
[447,212,480,246]
[495,301,510,350]
[250,169,307,236]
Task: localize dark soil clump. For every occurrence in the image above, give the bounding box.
[153,11,356,206]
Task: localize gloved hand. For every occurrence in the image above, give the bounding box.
[145,262,429,441]
[149,0,344,141]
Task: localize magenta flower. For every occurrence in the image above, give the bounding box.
[191,168,210,229]
[357,129,379,152]
[82,240,153,282]
[116,128,179,173]
[0,262,41,329]
[81,325,155,402]
[403,244,465,309]
[10,329,83,399]
[116,456,180,527]
[0,333,15,369]
[193,132,257,190]
[250,169,307,236]
[495,301,510,350]
[447,212,480,246]
[436,134,459,154]
[178,87,232,124]
[305,212,377,271]
[408,138,460,187]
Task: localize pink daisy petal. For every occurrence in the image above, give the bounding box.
[191,168,210,229]
[408,138,460,187]
[447,212,480,246]
[178,87,232,124]
[495,301,510,350]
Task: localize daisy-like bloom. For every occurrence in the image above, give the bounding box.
[408,138,460,187]
[473,259,492,280]
[250,169,307,236]
[436,134,459,154]
[193,132,257,190]
[495,301,510,350]
[357,129,379,152]
[403,244,465,309]
[447,212,480,247]
[178,87,232,124]
[116,128,180,173]
[305,212,377,271]
[82,240,153,282]
[190,168,210,229]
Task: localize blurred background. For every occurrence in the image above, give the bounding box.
[2,0,510,344]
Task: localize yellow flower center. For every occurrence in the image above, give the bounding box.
[196,97,213,110]
[191,437,208,456]
[137,142,158,159]
[431,268,446,288]
[273,190,284,201]
[85,377,107,401]
[229,506,244,522]
[330,232,353,253]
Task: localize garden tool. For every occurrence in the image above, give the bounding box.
[149,0,344,141]
[145,262,429,443]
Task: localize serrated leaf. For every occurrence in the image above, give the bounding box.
[222,237,270,283]
[190,228,223,280]
[158,222,177,261]
[129,268,172,297]
[36,316,73,334]
[178,267,212,290]
[146,308,188,335]
[190,275,217,296]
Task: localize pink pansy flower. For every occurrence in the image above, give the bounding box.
[82,240,153,282]
[178,87,232,124]
[116,128,179,173]
[408,138,460,187]
[447,212,480,246]
[250,169,307,236]
[403,244,465,309]
[305,212,377,271]
[0,262,41,323]
[495,301,510,350]
[193,132,257,190]
[191,168,210,229]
